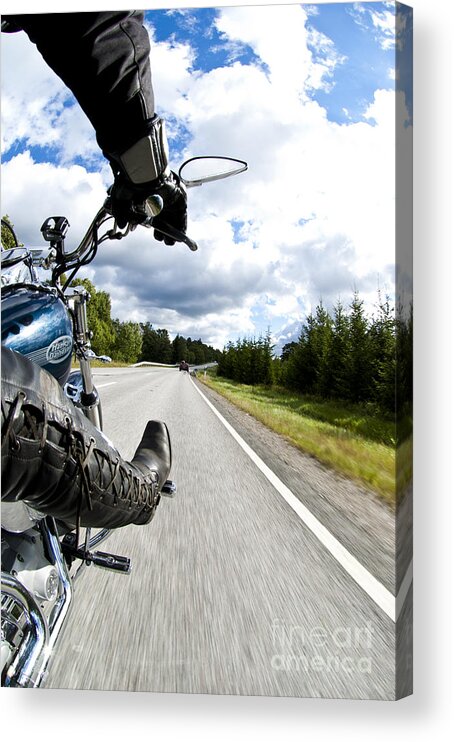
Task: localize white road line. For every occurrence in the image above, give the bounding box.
[96,382,117,389]
[192,380,411,623]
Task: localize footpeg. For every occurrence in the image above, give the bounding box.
[61,533,131,574]
[90,551,131,574]
[161,480,177,498]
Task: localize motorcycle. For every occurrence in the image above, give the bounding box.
[1,156,247,688]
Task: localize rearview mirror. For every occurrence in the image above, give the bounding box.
[178,156,248,187]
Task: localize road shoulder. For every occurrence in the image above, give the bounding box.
[196,378,396,593]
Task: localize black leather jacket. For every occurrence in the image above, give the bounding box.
[2,11,155,158]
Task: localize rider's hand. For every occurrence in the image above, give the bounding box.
[109,170,187,245]
[109,175,151,229]
[151,171,187,246]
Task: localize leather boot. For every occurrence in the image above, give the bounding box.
[1,346,171,528]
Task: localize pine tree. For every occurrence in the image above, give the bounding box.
[293,313,318,394]
[312,301,333,397]
[217,332,274,385]
[281,342,298,362]
[347,291,373,403]
[328,299,350,400]
[217,341,236,378]
[260,328,275,385]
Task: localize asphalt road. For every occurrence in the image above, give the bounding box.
[45,366,411,699]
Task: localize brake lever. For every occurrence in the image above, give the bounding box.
[141,216,198,251]
[151,220,199,252]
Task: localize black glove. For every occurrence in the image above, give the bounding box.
[109,170,187,245]
[152,171,187,246]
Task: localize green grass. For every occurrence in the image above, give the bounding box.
[199,374,406,507]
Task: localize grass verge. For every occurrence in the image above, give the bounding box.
[199,374,401,507]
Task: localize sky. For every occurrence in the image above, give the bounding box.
[1,2,412,352]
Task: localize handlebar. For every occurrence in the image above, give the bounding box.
[29,191,199,289]
[46,198,197,265]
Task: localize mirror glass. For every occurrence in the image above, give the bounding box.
[179,157,247,186]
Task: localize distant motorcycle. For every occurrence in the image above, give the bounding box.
[1,156,247,687]
[179,361,190,372]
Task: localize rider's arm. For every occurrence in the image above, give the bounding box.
[10,11,154,155]
[9,11,187,241]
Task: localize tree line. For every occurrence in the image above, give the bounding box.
[1,214,412,416]
[73,278,221,365]
[217,331,274,386]
[217,291,412,418]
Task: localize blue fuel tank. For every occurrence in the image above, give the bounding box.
[1,285,73,386]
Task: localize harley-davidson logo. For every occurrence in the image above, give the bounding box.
[46,335,73,363]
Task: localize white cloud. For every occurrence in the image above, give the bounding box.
[1,152,108,247]
[145,22,195,119]
[1,30,99,164]
[214,5,342,98]
[1,32,65,152]
[349,2,396,52]
[369,7,396,50]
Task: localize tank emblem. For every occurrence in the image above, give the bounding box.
[46,335,73,364]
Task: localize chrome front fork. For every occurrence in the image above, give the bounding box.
[70,287,102,429]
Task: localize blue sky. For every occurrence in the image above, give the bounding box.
[1,2,412,351]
